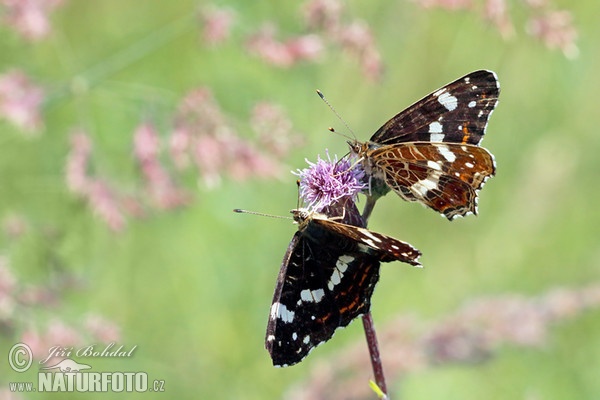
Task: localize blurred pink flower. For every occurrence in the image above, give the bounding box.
[415,0,473,10]
[289,283,600,399]
[227,140,283,182]
[193,133,229,188]
[85,180,127,232]
[200,6,235,46]
[0,0,64,41]
[484,0,514,38]
[250,102,302,157]
[0,257,17,319]
[245,25,323,68]
[245,25,296,68]
[170,87,291,188]
[0,69,44,134]
[286,34,324,62]
[133,122,191,209]
[169,126,193,170]
[527,10,578,58]
[0,388,23,400]
[413,0,578,58]
[335,20,383,81]
[303,0,344,31]
[22,319,83,362]
[17,284,59,307]
[2,213,28,239]
[65,131,92,195]
[84,314,121,344]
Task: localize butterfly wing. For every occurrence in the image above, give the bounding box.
[368,142,496,219]
[266,231,381,367]
[370,70,499,146]
[312,217,422,266]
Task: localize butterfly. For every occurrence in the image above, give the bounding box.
[265,205,421,367]
[348,70,499,220]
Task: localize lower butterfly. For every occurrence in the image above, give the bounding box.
[259,206,421,367]
[348,70,499,220]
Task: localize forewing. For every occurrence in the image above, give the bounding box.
[266,232,381,367]
[369,142,496,219]
[370,70,499,145]
[314,218,422,266]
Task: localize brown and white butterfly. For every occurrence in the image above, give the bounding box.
[349,70,499,220]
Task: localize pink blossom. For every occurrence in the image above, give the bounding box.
[0,387,23,400]
[527,10,578,58]
[193,133,229,188]
[85,180,127,232]
[303,0,344,31]
[246,25,323,68]
[245,25,295,68]
[415,0,473,10]
[285,34,324,62]
[334,21,383,81]
[0,257,16,319]
[0,69,44,134]
[200,6,235,46]
[133,122,191,209]
[84,314,121,344]
[0,0,64,41]
[65,131,92,195]
[227,140,283,182]
[289,283,600,399]
[168,126,192,170]
[2,213,28,239]
[484,0,514,38]
[250,102,301,158]
[21,319,83,362]
[170,87,291,188]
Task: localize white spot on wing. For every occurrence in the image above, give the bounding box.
[359,229,382,243]
[468,100,476,108]
[429,121,443,133]
[427,160,442,170]
[271,302,295,323]
[437,91,458,111]
[430,133,444,142]
[336,255,353,272]
[300,288,325,303]
[292,332,298,341]
[303,335,310,344]
[437,145,457,162]
[412,173,440,196]
[465,162,475,168]
[266,335,275,342]
[328,255,353,290]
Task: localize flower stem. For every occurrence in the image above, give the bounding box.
[361,195,378,224]
[362,312,388,398]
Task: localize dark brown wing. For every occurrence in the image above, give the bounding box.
[370,70,499,145]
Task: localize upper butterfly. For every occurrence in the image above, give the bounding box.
[348,70,499,220]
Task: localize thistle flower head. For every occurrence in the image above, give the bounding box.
[294,151,365,212]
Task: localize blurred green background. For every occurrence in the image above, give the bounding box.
[1,1,599,399]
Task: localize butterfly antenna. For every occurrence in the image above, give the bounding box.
[316,89,357,141]
[233,209,292,220]
[295,179,302,210]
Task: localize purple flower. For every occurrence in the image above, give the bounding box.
[294,151,365,212]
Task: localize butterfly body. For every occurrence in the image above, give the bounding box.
[266,208,421,367]
[350,70,500,220]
